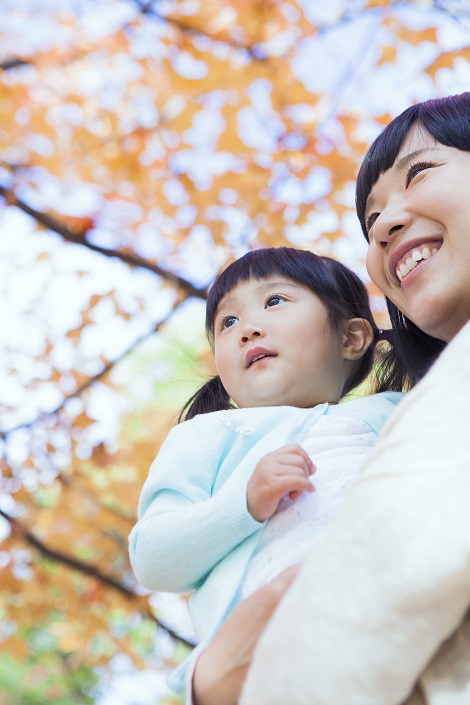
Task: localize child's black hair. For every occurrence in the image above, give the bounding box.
[355,92,470,387]
[180,247,400,421]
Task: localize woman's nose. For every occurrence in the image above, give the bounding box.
[372,207,412,248]
[240,324,264,344]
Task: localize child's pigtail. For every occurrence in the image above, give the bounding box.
[371,327,411,393]
[377,328,393,345]
[178,375,233,422]
[372,316,444,393]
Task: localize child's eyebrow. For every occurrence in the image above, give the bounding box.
[255,280,300,292]
[216,293,236,312]
[216,279,300,316]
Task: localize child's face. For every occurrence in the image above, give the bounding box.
[213,276,351,409]
[365,125,470,342]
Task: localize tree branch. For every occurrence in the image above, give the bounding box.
[0,184,206,300]
[131,0,269,59]
[0,506,196,648]
[0,58,29,71]
[0,298,190,439]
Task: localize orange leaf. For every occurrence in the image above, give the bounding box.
[377,45,397,66]
[425,48,470,80]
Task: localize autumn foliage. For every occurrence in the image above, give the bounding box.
[0,0,468,702]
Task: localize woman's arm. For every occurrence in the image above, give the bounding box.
[191,565,300,705]
[240,321,470,705]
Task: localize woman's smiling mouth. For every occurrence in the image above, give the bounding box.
[391,240,442,283]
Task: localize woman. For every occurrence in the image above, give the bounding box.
[193,91,470,705]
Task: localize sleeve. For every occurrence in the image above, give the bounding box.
[240,321,470,705]
[128,418,263,594]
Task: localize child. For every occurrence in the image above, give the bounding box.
[128,247,404,694]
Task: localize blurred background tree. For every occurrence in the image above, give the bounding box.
[0,1,469,703]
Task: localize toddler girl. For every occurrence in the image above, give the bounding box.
[129,247,404,694]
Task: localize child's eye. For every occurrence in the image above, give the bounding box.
[265,294,285,308]
[405,161,434,187]
[221,315,238,330]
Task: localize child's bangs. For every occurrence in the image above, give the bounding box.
[205,249,305,342]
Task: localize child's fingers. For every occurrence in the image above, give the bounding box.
[288,488,314,501]
[248,461,315,520]
[276,449,316,478]
[278,462,316,501]
[276,473,315,499]
[280,444,313,465]
[249,447,317,519]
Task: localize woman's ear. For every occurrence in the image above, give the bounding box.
[341,318,374,360]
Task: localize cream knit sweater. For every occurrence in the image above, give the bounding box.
[241,321,470,705]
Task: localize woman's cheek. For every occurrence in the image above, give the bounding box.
[365,246,385,290]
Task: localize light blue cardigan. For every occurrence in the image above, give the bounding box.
[129,392,403,691]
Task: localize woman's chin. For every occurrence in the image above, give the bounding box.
[408,311,467,343]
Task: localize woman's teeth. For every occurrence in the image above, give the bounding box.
[397,246,439,282]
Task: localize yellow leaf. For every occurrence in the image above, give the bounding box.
[377,45,397,66]
[396,25,438,46]
[425,48,470,80]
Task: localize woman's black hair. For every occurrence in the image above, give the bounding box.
[355,92,470,388]
[180,246,397,421]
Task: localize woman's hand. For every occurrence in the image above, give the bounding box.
[247,445,316,522]
[192,564,301,705]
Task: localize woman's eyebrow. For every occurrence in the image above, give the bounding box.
[366,146,442,214]
[394,146,441,171]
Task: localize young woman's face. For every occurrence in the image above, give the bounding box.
[365,125,470,342]
[212,277,352,409]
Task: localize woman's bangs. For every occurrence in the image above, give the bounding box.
[356,110,417,238]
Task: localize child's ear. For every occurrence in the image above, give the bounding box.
[341,318,374,360]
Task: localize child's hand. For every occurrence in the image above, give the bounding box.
[247,445,316,522]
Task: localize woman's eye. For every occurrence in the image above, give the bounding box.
[366,212,379,235]
[221,315,238,330]
[265,295,284,308]
[406,161,433,187]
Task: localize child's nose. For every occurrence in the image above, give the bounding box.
[240,324,263,344]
